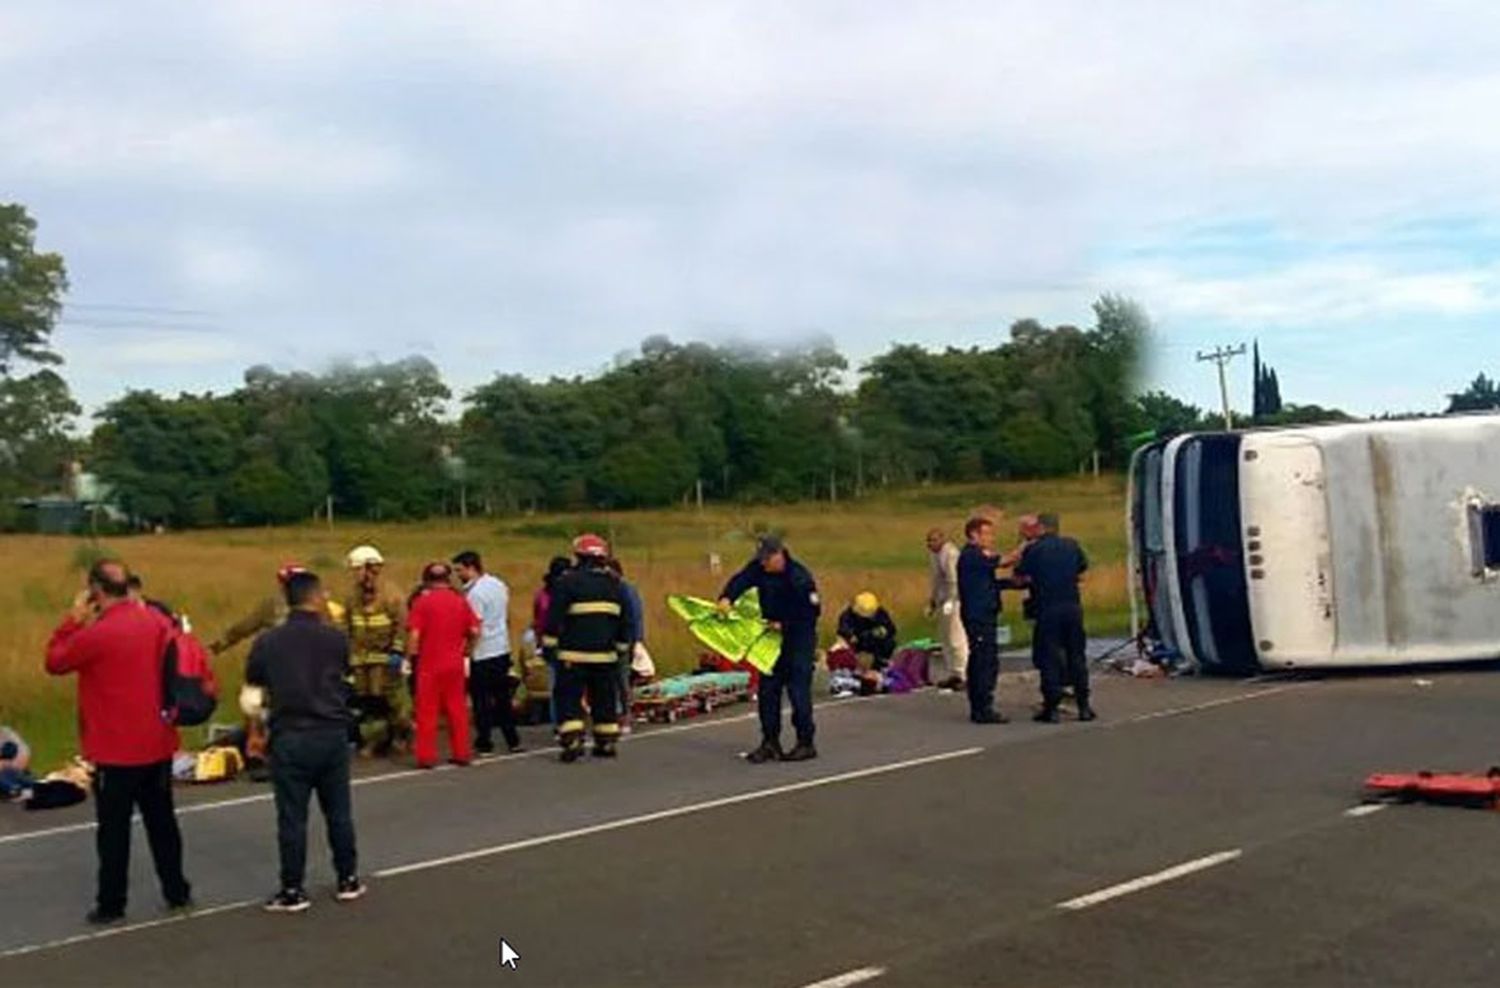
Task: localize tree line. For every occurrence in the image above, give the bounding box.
[84,296,1146,527]
[6,200,1495,531]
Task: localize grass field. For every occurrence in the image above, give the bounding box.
[0,477,1129,769]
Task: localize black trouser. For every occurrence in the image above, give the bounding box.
[555,661,621,745]
[92,760,191,914]
[270,727,357,890]
[470,655,521,749]
[759,635,816,747]
[964,619,1000,720]
[1037,604,1089,710]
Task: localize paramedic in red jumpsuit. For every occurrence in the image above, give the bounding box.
[407,562,480,768]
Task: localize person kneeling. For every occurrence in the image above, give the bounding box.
[835,592,898,674]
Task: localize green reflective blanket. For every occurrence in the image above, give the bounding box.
[667,589,783,674]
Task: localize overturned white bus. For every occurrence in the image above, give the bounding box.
[1128,414,1500,673]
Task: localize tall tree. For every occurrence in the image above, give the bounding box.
[1447,373,1500,413]
[0,203,68,374]
[0,204,77,525]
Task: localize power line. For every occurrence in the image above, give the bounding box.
[1196,343,1247,430]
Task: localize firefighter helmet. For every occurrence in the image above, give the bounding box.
[346,545,385,569]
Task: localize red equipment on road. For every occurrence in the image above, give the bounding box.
[1363,768,1500,808]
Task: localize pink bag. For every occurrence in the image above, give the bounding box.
[890,647,932,687]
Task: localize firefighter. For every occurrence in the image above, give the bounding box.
[210,563,344,769]
[544,534,630,763]
[836,592,898,670]
[342,545,411,756]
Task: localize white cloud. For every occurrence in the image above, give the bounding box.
[11,0,1500,415]
[0,103,412,192]
[171,231,278,294]
[1111,260,1500,326]
[109,330,254,368]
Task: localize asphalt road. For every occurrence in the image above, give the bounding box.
[4,662,1500,987]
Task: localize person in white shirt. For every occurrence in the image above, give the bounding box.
[451,550,523,754]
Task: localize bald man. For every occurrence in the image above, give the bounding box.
[46,560,191,924]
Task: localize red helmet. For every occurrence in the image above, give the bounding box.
[276,561,309,584]
[572,533,609,559]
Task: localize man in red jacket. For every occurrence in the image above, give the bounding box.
[46,559,192,926]
[407,561,480,769]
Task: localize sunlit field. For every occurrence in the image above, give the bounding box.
[1,477,1128,768]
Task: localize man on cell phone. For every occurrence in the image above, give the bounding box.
[45,559,192,926]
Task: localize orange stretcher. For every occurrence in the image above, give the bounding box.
[1363,769,1500,808]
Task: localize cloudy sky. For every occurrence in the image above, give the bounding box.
[4,1,1498,418]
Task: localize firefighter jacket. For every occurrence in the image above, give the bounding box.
[544,564,630,665]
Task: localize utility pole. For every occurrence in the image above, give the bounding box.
[1196,344,1247,430]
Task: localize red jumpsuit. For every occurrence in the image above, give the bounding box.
[408,587,480,768]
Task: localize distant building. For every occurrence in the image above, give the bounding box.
[12,462,124,534]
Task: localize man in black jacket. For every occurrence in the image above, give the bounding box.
[1015,513,1094,723]
[246,571,365,913]
[958,516,1011,724]
[720,535,822,764]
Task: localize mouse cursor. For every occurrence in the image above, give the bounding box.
[499,938,521,971]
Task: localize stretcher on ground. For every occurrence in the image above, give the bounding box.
[631,671,753,723]
[1363,769,1500,808]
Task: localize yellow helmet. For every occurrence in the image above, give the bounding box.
[853,591,880,618]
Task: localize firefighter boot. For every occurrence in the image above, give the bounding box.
[559,731,586,764]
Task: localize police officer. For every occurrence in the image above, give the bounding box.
[545,534,631,763]
[1015,512,1094,723]
[719,535,821,764]
[957,516,1010,724]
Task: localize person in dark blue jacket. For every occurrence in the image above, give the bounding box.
[719,535,822,763]
[958,516,1012,724]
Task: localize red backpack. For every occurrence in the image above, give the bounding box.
[161,619,219,727]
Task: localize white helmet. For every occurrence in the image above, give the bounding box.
[346,544,385,569]
[238,684,266,718]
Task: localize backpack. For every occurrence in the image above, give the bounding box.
[162,621,219,727]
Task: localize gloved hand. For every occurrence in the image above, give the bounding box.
[386,652,404,671]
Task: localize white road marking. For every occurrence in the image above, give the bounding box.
[0,898,258,960]
[0,694,884,849]
[374,748,983,878]
[1111,685,1302,726]
[0,747,980,959]
[0,685,1301,850]
[1056,850,1244,911]
[1344,803,1387,818]
[800,967,887,988]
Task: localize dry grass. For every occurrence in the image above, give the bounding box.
[1,476,1128,767]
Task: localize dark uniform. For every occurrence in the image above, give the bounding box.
[836,607,898,668]
[1015,533,1091,719]
[957,543,1008,722]
[722,552,822,754]
[545,562,630,760]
